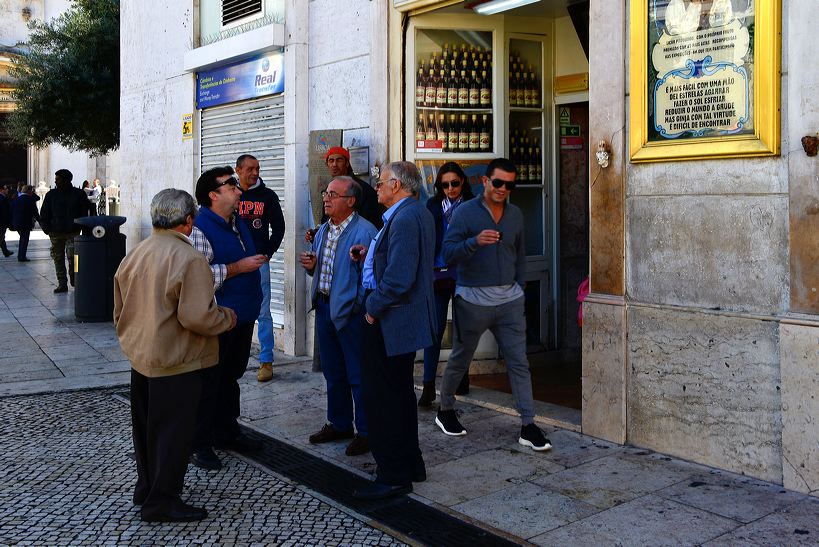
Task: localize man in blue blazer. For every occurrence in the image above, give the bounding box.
[351,161,437,500]
[300,177,377,457]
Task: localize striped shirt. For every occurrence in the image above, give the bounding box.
[317,213,355,295]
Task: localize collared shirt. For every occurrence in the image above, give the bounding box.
[189,213,246,291]
[317,212,355,295]
[362,197,409,290]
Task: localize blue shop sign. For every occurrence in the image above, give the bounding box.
[196,53,284,109]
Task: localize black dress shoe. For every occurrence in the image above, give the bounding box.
[412,462,427,483]
[141,501,207,523]
[2,250,12,257]
[214,433,262,452]
[53,285,68,293]
[17,258,29,262]
[190,448,222,471]
[352,481,412,501]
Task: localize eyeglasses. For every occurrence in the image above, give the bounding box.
[321,190,354,199]
[214,179,238,189]
[440,180,462,190]
[490,178,516,191]
[375,178,399,189]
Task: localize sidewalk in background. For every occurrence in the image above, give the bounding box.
[0,239,816,545]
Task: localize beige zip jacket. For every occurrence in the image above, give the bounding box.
[113,229,233,378]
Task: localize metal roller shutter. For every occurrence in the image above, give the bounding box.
[201,94,286,327]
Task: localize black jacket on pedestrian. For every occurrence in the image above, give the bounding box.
[39,186,93,235]
[11,194,40,232]
[237,179,286,257]
[0,194,10,230]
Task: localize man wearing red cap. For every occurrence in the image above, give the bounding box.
[323,147,383,229]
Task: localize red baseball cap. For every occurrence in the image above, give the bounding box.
[324,146,350,162]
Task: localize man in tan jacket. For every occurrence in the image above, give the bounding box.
[114,189,236,523]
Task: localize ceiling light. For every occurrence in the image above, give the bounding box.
[473,0,540,16]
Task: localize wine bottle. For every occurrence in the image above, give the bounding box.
[415,67,426,107]
[458,114,469,151]
[479,70,491,107]
[527,147,537,181]
[479,114,491,151]
[424,68,436,106]
[458,70,469,108]
[447,114,459,152]
[469,114,480,151]
[534,141,542,181]
[425,113,436,142]
[468,70,480,107]
[447,70,459,107]
[436,113,446,143]
[415,113,425,143]
[436,69,447,107]
[530,72,540,107]
[523,73,533,107]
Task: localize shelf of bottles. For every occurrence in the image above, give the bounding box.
[508,38,544,184]
[414,30,494,155]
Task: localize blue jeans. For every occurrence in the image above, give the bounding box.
[257,262,275,363]
[422,288,454,382]
[315,299,367,436]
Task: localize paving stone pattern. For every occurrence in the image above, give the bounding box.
[0,389,404,546]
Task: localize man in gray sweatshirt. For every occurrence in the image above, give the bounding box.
[435,158,551,452]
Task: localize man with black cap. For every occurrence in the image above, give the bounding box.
[189,166,267,471]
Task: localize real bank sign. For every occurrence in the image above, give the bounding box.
[196,52,284,109]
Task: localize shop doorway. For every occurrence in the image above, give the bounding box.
[0,113,27,183]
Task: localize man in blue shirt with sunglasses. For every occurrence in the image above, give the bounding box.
[436,158,552,452]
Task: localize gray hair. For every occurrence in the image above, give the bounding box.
[150,189,197,229]
[383,161,422,195]
[332,176,361,206]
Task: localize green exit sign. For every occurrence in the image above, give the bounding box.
[560,125,581,137]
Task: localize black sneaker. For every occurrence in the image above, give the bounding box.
[190,447,222,471]
[519,424,552,451]
[435,409,466,436]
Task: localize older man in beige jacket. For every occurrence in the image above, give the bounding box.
[114,189,236,523]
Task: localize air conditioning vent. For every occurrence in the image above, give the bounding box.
[222,0,262,26]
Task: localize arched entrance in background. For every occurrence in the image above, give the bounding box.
[0,52,27,184]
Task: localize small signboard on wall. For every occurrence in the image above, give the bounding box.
[308,130,343,226]
[182,113,193,140]
[196,52,284,109]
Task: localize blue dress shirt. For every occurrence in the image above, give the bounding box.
[361,197,410,289]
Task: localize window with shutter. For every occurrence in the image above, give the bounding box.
[222,0,263,27]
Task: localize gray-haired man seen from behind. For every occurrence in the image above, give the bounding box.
[114,189,237,522]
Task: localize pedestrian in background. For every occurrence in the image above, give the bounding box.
[418,162,474,408]
[39,169,94,293]
[234,154,285,383]
[0,185,14,258]
[301,176,376,457]
[11,185,40,262]
[114,188,236,523]
[189,166,267,471]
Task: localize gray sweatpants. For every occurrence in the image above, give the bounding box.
[440,295,535,425]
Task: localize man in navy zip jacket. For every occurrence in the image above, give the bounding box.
[189,166,267,471]
[235,154,286,383]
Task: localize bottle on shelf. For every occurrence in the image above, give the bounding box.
[527,147,537,181]
[530,72,540,107]
[458,70,469,108]
[442,43,450,64]
[447,114,459,152]
[425,113,436,142]
[468,70,480,107]
[436,69,447,107]
[415,67,426,107]
[424,68,437,107]
[447,70,459,107]
[479,70,491,107]
[436,113,446,144]
[533,139,542,181]
[479,114,491,151]
[458,114,469,152]
[468,114,480,151]
[415,113,425,143]
[523,73,533,107]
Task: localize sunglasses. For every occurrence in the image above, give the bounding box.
[440,180,462,190]
[375,178,399,189]
[490,178,516,191]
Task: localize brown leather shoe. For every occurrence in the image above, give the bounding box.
[257,362,273,382]
[345,435,370,456]
[308,424,354,444]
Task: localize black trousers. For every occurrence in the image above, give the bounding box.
[0,228,9,254]
[194,322,254,448]
[17,229,30,260]
[131,368,202,514]
[360,321,423,485]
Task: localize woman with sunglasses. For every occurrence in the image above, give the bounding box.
[418,162,475,408]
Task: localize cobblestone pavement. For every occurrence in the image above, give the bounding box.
[0,389,404,546]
